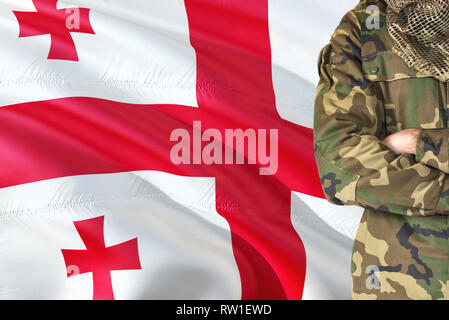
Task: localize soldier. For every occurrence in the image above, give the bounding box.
[314,0,449,299]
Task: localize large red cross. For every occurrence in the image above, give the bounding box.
[61,216,141,300]
[13,0,94,61]
[4,0,324,299]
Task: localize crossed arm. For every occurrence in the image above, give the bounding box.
[313,10,449,216]
[385,129,449,174]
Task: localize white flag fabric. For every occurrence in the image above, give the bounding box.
[0,171,241,299]
[0,0,362,300]
[0,0,198,106]
[268,0,363,299]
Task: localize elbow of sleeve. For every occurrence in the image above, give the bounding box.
[314,145,360,206]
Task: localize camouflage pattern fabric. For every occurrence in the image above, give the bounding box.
[314,0,449,299]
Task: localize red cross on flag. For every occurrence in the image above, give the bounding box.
[0,0,361,299]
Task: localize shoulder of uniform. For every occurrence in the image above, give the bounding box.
[353,0,387,13]
[352,0,388,30]
[347,0,393,55]
[333,1,386,36]
[342,0,387,30]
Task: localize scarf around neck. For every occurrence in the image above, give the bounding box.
[384,0,449,81]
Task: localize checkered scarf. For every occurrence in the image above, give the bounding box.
[385,0,449,81]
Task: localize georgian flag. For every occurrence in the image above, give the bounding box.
[0,0,362,299]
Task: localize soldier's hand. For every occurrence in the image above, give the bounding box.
[382,129,421,155]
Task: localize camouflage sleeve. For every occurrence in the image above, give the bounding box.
[415,129,449,174]
[314,10,449,216]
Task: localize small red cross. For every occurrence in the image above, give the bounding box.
[13,0,95,61]
[61,216,141,300]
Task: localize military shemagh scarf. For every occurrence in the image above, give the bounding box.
[385,0,449,81]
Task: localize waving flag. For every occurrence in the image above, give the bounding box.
[0,0,361,299]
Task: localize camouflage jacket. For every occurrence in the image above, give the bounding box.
[314,0,449,299]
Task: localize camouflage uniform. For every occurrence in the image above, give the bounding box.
[314,0,449,299]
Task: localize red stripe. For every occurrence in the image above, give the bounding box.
[184,0,307,299]
[1,0,325,299]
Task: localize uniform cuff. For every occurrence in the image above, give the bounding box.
[415,129,449,174]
